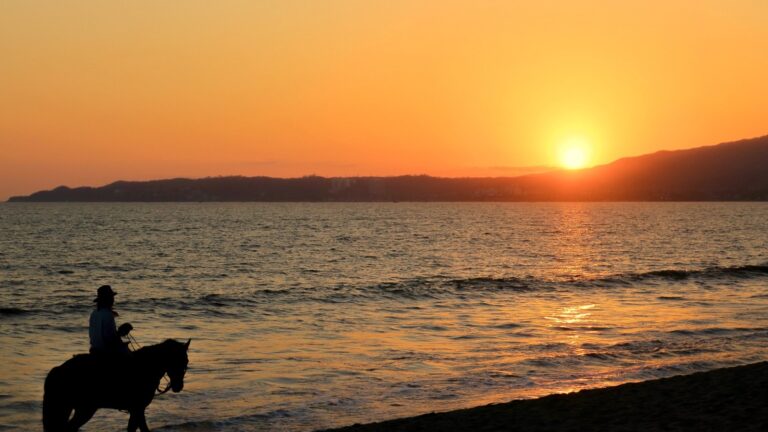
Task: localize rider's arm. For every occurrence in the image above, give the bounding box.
[101,311,121,348]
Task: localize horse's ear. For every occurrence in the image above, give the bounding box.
[185,338,191,350]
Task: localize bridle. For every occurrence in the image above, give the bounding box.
[156,379,172,395]
[158,363,188,394]
[127,334,179,396]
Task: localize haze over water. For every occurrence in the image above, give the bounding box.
[2,202,768,431]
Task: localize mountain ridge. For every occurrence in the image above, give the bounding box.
[8,135,768,202]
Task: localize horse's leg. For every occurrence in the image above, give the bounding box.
[128,409,150,432]
[66,406,96,431]
[127,411,139,432]
[137,410,151,432]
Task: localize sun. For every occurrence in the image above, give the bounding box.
[559,137,591,170]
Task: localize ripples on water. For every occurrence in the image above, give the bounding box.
[1,203,768,431]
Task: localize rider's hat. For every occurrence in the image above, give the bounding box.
[94,285,117,302]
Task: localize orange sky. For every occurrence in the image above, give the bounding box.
[1,1,767,200]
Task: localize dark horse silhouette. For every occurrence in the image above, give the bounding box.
[43,339,190,432]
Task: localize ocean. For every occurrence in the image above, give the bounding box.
[1,202,768,431]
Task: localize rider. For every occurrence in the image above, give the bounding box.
[89,285,133,354]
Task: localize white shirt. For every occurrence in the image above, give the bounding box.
[89,308,119,352]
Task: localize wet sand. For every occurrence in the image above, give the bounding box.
[322,362,768,432]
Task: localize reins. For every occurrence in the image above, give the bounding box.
[127,334,173,395]
[156,380,172,394]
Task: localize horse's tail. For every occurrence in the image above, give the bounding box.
[43,366,71,432]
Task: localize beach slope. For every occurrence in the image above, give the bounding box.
[322,362,768,432]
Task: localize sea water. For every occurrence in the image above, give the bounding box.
[1,202,768,431]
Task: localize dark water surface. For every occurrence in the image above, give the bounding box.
[1,203,768,431]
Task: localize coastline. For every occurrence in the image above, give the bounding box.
[321,362,768,432]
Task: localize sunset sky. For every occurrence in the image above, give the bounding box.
[1,1,767,200]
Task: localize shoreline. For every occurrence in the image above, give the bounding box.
[321,362,768,432]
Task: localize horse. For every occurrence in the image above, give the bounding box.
[43,338,190,432]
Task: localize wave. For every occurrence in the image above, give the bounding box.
[156,409,294,431]
[626,264,768,282]
[145,262,768,309]
[518,327,768,372]
[0,307,32,316]
[15,262,768,317]
[359,263,768,299]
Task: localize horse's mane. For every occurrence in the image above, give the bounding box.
[135,339,186,356]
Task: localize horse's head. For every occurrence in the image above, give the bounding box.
[164,339,190,393]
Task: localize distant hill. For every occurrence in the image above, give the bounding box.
[8,135,768,202]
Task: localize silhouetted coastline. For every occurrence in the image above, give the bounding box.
[321,361,768,432]
[8,135,768,202]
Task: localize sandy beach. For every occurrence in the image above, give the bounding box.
[323,362,768,432]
